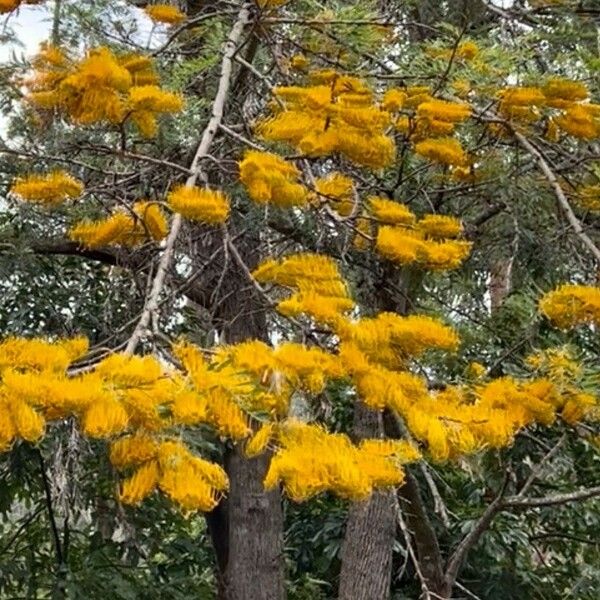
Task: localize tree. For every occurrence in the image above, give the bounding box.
[0,1,599,599]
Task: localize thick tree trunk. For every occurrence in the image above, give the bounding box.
[194,227,285,600]
[338,404,396,600]
[339,268,409,600]
[225,451,285,600]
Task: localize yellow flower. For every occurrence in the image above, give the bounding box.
[156,440,228,512]
[417,100,471,123]
[258,76,395,169]
[120,460,160,505]
[542,78,588,103]
[252,253,349,298]
[417,214,462,239]
[110,433,158,470]
[81,397,129,438]
[314,172,355,216]
[414,137,468,166]
[0,336,88,373]
[26,46,176,137]
[245,423,275,457]
[133,201,169,240]
[10,399,45,442]
[368,197,416,225]
[167,185,230,224]
[555,105,599,139]
[144,4,186,24]
[498,87,546,107]
[376,226,424,265]
[69,201,168,248]
[239,151,309,208]
[382,89,407,112]
[0,400,16,451]
[539,284,600,329]
[11,171,84,205]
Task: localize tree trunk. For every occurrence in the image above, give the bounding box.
[194,226,285,600]
[339,267,410,600]
[338,404,396,600]
[225,451,285,600]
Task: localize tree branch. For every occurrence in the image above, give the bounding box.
[125,3,252,355]
[511,129,600,263]
[29,239,120,266]
[37,450,63,567]
[444,471,510,591]
[503,485,600,509]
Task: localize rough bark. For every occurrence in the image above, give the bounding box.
[339,267,416,600]
[195,228,285,600]
[338,404,396,600]
[225,451,285,600]
[489,258,513,312]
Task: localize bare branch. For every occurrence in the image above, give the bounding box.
[503,485,600,509]
[125,4,252,355]
[511,129,600,263]
[515,434,565,499]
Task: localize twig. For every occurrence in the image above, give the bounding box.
[219,123,265,150]
[420,463,451,529]
[516,434,565,498]
[394,496,433,600]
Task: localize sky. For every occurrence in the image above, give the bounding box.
[0,1,158,62]
[0,4,51,61]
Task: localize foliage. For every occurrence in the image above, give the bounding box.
[0,1,599,599]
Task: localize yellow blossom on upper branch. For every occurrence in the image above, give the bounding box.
[374,213,471,270]
[167,185,230,224]
[417,99,471,124]
[116,438,228,512]
[11,171,83,206]
[252,252,350,299]
[239,151,310,207]
[144,3,186,25]
[313,172,355,216]
[26,45,181,136]
[554,105,600,139]
[263,421,416,502]
[368,197,416,226]
[542,78,589,105]
[539,284,600,329]
[69,201,168,248]
[126,85,184,137]
[257,75,396,169]
[414,137,468,166]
